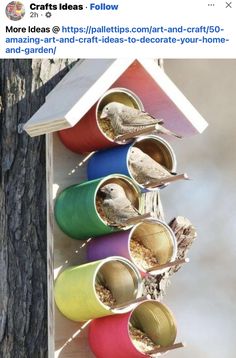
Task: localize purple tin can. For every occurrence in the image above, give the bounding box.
[87,219,177,276]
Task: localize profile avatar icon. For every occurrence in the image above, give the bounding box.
[6,1,25,21]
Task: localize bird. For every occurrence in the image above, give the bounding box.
[99,183,141,226]
[128,147,188,187]
[100,102,182,139]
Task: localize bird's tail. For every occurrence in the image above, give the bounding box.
[146,173,190,188]
[158,125,182,139]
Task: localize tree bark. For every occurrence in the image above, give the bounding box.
[143,216,197,300]
[0,59,77,358]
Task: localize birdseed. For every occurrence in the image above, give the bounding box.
[98,116,116,140]
[129,324,158,352]
[130,237,158,270]
[96,194,109,223]
[95,283,116,307]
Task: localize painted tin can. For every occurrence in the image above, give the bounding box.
[88,300,177,358]
[87,135,177,191]
[54,174,142,240]
[54,256,142,322]
[58,87,144,153]
[87,219,177,276]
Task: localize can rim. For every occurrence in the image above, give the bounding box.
[95,87,144,144]
[126,135,177,191]
[94,174,142,229]
[127,219,178,275]
[127,299,178,356]
[93,256,143,313]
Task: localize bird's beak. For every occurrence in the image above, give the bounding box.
[100,187,106,193]
[100,109,107,119]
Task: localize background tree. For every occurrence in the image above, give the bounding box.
[0,59,77,358]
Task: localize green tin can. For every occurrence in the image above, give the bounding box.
[54,174,142,240]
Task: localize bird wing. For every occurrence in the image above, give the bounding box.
[115,197,141,216]
[123,202,141,215]
[143,157,171,178]
[122,107,163,126]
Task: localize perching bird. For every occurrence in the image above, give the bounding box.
[100,102,182,139]
[99,183,141,226]
[128,147,188,186]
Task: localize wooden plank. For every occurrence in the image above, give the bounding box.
[45,60,86,101]
[112,59,208,136]
[138,59,208,133]
[49,134,163,358]
[48,133,95,358]
[25,58,208,138]
[24,59,135,137]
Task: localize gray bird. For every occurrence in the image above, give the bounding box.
[100,183,140,226]
[100,102,182,139]
[128,147,188,186]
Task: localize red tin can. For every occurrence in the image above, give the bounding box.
[58,87,144,153]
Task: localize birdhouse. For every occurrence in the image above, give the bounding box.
[24,58,208,358]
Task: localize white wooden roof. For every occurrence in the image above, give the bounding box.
[24,58,208,137]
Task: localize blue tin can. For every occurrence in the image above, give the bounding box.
[87,135,177,191]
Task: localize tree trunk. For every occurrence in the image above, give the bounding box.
[0,59,77,358]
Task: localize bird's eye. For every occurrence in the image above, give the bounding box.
[110,188,114,191]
